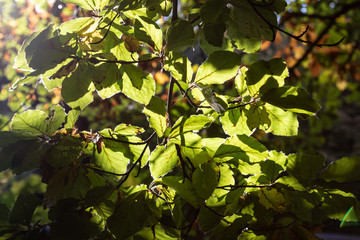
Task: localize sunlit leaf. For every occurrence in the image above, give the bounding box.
[149,143,178,179]
[11,110,48,135]
[245,58,288,96]
[135,15,162,51]
[214,134,268,163]
[162,176,203,207]
[194,51,242,85]
[261,86,321,115]
[143,96,167,138]
[164,51,193,83]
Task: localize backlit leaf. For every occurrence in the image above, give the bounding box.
[120,64,155,105]
[11,110,48,135]
[164,51,193,83]
[162,176,203,207]
[245,58,288,96]
[321,156,360,183]
[214,135,268,163]
[263,103,298,136]
[61,61,95,110]
[258,188,286,213]
[135,15,162,52]
[261,86,321,115]
[166,20,194,53]
[192,163,218,199]
[149,143,178,179]
[194,51,242,85]
[286,150,325,184]
[143,96,167,138]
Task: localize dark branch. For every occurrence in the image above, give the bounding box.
[247,0,345,47]
[171,0,178,22]
[87,56,161,65]
[217,183,277,190]
[116,132,156,188]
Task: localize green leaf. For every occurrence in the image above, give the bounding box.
[169,115,213,138]
[235,67,251,96]
[108,191,161,239]
[92,140,132,176]
[61,0,107,11]
[246,104,271,132]
[164,51,193,83]
[162,176,203,207]
[3,139,45,174]
[263,103,299,136]
[46,136,82,168]
[58,17,95,35]
[120,64,155,105]
[258,188,286,213]
[114,123,145,135]
[200,0,229,24]
[166,20,194,53]
[203,23,227,47]
[286,150,325,184]
[25,24,75,72]
[46,105,66,134]
[220,107,253,136]
[269,0,288,13]
[0,131,36,147]
[143,96,167,137]
[94,62,122,99]
[260,160,284,183]
[214,135,268,163]
[227,1,276,41]
[194,51,242,85]
[261,86,321,115]
[135,15,162,52]
[0,203,9,225]
[276,176,305,191]
[321,156,360,182]
[13,31,38,71]
[198,206,222,233]
[9,194,40,226]
[169,132,203,148]
[11,110,48,135]
[64,109,80,129]
[149,143,178,179]
[45,166,91,207]
[245,58,288,96]
[320,189,357,220]
[61,61,95,110]
[192,163,218,199]
[194,87,228,113]
[213,165,234,197]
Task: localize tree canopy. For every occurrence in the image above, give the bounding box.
[1,0,360,239]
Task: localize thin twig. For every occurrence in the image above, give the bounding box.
[85,165,125,176]
[217,182,277,190]
[247,0,345,47]
[88,56,161,65]
[101,130,149,145]
[116,132,156,188]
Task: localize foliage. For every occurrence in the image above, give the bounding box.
[1,0,360,239]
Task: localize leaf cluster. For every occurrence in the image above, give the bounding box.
[0,0,359,239]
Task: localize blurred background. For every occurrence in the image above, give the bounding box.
[1,0,360,237]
